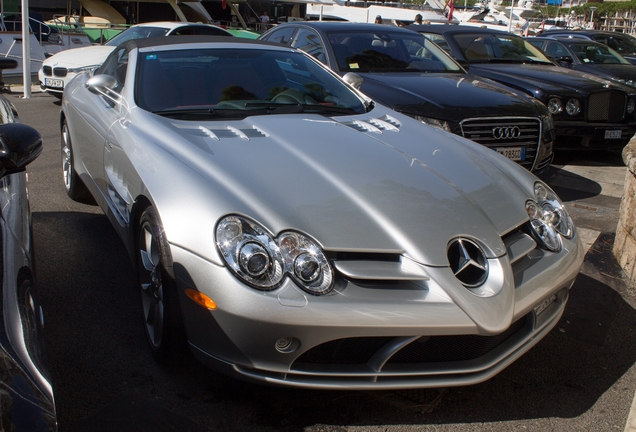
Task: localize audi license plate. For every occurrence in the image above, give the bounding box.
[604,130,622,139]
[45,78,63,88]
[495,147,525,161]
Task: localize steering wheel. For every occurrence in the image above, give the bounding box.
[272,88,319,105]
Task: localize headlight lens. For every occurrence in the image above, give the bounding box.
[547,98,563,114]
[628,98,635,114]
[526,182,574,252]
[67,65,100,74]
[216,216,333,295]
[413,116,451,131]
[565,98,581,116]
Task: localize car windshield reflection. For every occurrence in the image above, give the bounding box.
[135,48,368,117]
[454,33,553,64]
[326,31,463,73]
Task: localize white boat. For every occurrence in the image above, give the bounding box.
[305,0,457,24]
[0,8,92,85]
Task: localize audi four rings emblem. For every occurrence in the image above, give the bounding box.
[492,126,521,139]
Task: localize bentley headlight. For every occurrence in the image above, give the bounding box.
[565,99,581,116]
[216,216,333,295]
[526,182,573,252]
[628,98,635,115]
[547,98,563,114]
[413,116,451,132]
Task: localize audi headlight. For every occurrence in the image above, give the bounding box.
[526,182,574,252]
[547,98,563,114]
[565,98,581,116]
[628,98,635,115]
[216,215,333,295]
[413,116,451,131]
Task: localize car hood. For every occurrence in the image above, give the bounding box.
[573,64,636,85]
[355,72,544,119]
[42,45,115,68]
[136,107,535,267]
[468,63,621,95]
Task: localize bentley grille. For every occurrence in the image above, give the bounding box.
[460,117,540,171]
[588,91,626,122]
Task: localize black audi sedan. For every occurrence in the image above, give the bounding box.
[526,36,636,89]
[260,22,555,173]
[409,24,636,151]
[540,29,636,65]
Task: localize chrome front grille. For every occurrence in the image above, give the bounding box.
[460,117,540,171]
[588,91,626,121]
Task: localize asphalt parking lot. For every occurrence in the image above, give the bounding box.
[7,86,636,432]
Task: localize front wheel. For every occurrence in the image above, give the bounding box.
[137,206,187,362]
[61,120,94,204]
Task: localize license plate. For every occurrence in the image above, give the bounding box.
[45,78,64,88]
[604,130,622,139]
[534,294,557,316]
[495,147,525,161]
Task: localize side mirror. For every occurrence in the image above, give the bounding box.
[0,59,17,70]
[343,72,363,90]
[86,74,117,94]
[0,123,43,178]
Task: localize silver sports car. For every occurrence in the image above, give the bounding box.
[61,36,584,390]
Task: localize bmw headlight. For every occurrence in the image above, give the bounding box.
[628,98,635,115]
[216,215,333,295]
[565,98,581,116]
[547,98,563,114]
[67,65,100,74]
[413,116,451,132]
[526,182,574,252]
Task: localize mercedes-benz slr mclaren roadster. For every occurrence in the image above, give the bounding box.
[61,36,584,390]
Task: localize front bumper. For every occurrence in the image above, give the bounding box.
[554,120,636,149]
[168,229,584,390]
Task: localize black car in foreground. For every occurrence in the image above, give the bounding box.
[410,24,636,150]
[0,60,55,431]
[540,29,636,65]
[527,36,636,88]
[260,22,555,173]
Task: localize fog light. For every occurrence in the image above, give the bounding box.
[275,337,300,353]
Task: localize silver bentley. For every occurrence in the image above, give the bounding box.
[61,36,584,390]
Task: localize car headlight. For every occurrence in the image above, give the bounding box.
[547,98,563,114]
[526,182,573,252]
[66,65,99,74]
[628,98,636,114]
[216,215,333,295]
[565,98,581,116]
[413,116,451,131]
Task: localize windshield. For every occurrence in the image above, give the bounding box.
[453,33,553,64]
[592,34,636,56]
[326,30,462,73]
[568,42,631,65]
[135,48,369,117]
[106,26,170,46]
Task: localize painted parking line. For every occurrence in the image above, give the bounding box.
[625,390,636,432]
[577,227,601,255]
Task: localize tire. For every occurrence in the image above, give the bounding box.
[137,206,187,362]
[61,120,95,204]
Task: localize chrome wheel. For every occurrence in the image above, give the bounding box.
[61,122,72,193]
[137,206,186,360]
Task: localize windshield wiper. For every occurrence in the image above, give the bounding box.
[152,107,255,119]
[469,58,551,65]
[244,102,359,115]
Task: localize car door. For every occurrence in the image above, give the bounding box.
[66,46,129,198]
